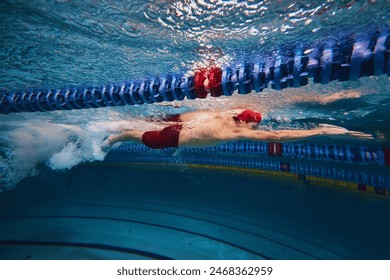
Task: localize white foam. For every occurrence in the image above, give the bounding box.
[0,118,112,191]
[0,105,166,191]
[48,142,83,170]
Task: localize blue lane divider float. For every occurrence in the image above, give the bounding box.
[106,141,390,193]
[113,141,388,166]
[1,29,389,114]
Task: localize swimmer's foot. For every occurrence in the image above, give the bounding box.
[101,135,115,152]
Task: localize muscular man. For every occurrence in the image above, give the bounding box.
[102,109,372,150]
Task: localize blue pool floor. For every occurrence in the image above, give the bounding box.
[0,164,389,260]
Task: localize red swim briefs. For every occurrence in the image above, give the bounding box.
[142,124,183,149]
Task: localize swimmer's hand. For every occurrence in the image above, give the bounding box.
[318,124,373,140]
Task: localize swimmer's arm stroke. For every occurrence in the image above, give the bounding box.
[234,125,373,142]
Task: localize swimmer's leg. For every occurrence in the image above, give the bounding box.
[102,130,144,151]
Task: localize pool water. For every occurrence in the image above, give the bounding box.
[0,0,390,259]
[1,164,390,260]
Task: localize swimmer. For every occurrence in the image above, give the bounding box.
[102,109,373,150]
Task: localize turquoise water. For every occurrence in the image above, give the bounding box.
[0,0,390,259]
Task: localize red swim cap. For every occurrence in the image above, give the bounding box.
[235,110,262,123]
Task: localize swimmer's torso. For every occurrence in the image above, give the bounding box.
[177,110,247,147]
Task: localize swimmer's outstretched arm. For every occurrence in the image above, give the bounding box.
[236,125,373,142]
